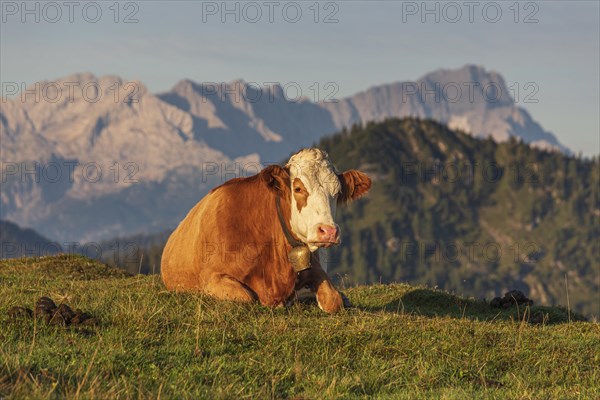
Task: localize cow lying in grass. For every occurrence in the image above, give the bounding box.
[161,148,371,313]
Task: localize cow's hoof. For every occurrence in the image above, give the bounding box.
[316,290,343,314]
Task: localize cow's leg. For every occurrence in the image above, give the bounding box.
[295,255,343,313]
[204,274,258,303]
[315,276,343,314]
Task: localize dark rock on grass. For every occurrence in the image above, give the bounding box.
[48,311,67,326]
[34,296,57,317]
[7,306,33,320]
[10,296,99,327]
[505,290,532,305]
[56,304,76,321]
[490,297,503,308]
[529,312,548,325]
[81,317,99,326]
[490,290,534,309]
[71,310,98,326]
[48,304,77,326]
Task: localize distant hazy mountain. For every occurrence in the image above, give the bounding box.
[0,65,569,241]
[1,73,250,241]
[0,219,62,258]
[158,79,336,160]
[323,65,568,153]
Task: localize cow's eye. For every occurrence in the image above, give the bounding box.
[294,187,302,193]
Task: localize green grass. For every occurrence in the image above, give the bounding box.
[1,255,598,399]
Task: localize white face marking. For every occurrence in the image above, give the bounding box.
[285,149,341,252]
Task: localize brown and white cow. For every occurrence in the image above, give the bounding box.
[161,148,371,313]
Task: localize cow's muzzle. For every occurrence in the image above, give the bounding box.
[315,224,340,245]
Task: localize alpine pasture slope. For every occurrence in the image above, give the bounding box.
[1,255,598,399]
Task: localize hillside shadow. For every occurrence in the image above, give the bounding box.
[350,288,586,325]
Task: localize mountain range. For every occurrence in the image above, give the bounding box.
[0,65,569,242]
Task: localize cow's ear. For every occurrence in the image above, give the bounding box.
[261,165,290,194]
[338,170,372,205]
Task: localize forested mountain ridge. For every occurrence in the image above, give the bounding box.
[318,118,599,318]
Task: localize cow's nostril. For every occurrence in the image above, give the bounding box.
[317,224,339,242]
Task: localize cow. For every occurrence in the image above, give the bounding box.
[160,148,371,313]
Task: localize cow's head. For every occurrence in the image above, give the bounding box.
[262,148,371,252]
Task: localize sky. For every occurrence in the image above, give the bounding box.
[1,0,599,156]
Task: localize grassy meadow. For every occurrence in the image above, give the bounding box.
[1,254,598,399]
